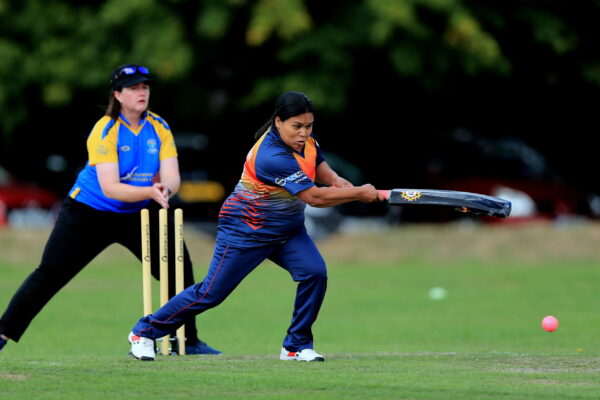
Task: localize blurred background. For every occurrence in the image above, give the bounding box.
[1,0,599,232]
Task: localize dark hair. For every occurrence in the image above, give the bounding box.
[254,91,316,140]
[105,91,121,120]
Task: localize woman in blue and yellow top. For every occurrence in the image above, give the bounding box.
[128,91,383,362]
[0,64,219,355]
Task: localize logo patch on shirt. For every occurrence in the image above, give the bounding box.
[121,166,139,181]
[120,145,131,152]
[96,145,109,155]
[146,139,158,154]
[275,170,308,187]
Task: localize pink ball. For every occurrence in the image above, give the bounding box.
[541,315,559,332]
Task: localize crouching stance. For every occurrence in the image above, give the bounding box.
[129,91,383,361]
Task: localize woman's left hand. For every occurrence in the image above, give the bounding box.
[150,182,170,209]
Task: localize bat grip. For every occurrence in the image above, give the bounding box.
[376,190,390,200]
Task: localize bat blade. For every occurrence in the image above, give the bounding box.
[383,189,512,218]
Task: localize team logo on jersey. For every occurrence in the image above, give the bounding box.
[275,170,308,187]
[96,145,109,155]
[400,191,422,201]
[146,139,158,154]
[120,145,131,152]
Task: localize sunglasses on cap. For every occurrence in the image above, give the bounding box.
[117,66,150,77]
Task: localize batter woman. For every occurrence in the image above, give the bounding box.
[129,91,382,361]
[0,64,219,355]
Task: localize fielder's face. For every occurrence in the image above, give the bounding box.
[114,83,150,116]
[275,112,314,152]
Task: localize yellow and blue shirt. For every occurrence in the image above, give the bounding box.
[69,112,177,212]
[218,126,325,246]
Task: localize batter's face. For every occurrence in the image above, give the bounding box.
[275,112,314,152]
[114,83,150,116]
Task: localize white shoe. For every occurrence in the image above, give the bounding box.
[280,347,325,362]
[128,331,155,361]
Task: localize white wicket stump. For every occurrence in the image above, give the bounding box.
[158,209,170,356]
[140,208,186,356]
[140,209,152,316]
[174,208,186,355]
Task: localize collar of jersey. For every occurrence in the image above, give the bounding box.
[119,111,148,135]
[269,125,306,158]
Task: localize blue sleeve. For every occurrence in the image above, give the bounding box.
[255,151,314,195]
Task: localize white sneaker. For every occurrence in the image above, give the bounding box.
[128,331,155,361]
[280,347,325,362]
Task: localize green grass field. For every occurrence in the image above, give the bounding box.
[1,222,600,399]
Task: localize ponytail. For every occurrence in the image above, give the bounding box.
[106,92,121,120]
[254,116,274,141]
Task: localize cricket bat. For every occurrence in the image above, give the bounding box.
[377,189,512,218]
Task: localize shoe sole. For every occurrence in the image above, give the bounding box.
[128,350,154,361]
[280,356,325,362]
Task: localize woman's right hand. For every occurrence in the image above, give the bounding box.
[357,184,381,203]
[149,183,170,208]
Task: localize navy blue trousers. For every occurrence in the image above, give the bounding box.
[133,227,327,351]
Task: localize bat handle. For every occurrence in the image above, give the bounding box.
[376,190,391,200]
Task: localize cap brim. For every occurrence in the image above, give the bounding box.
[119,75,152,89]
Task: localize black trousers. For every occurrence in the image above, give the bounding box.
[0,197,200,343]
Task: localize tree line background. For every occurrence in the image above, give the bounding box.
[1,0,599,206]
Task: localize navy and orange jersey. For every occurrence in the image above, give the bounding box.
[218,126,326,247]
[68,111,177,212]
